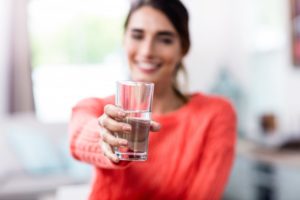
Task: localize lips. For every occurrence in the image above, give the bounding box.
[135,61,161,74]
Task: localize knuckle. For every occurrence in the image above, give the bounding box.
[102,136,108,143]
[101,116,109,128]
[110,121,119,131]
[107,135,118,146]
[106,119,121,132]
[104,104,113,113]
[107,153,114,161]
[101,131,109,143]
[104,105,109,112]
[110,138,119,146]
[101,143,111,158]
[103,146,111,157]
[99,114,107,126]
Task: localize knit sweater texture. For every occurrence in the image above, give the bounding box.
[69,93,236,200]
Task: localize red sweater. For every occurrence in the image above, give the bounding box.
[69,93,236,200]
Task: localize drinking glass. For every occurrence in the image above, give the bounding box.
[114,81,154,161]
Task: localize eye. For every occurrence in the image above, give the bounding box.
[158,37,174,45]
[131,32,143,40]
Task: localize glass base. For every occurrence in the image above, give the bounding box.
[115,152,147,161]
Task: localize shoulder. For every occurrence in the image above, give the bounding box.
[189,92,236,117]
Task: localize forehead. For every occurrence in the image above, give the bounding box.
[127,6,177,33]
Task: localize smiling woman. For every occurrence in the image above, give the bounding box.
[124,7,183,88]
[124,1,190,104]
[69,0,237,200]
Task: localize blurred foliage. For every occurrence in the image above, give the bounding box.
[30,16,123,68]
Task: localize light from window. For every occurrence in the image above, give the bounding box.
[28,0,129,122]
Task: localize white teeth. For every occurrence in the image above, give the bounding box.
[137,62,159,70]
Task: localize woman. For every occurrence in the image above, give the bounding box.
[69,0,236,199]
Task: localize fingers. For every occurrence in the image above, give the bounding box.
[98,104,159,164]
[150,121,161,132]
[99,114,131,133]
[99,127,127,163]
[100,126,128,146]
[99,111,160,134]
[100,141,119,163]
[99,104,130,133]
[104,104,126,120]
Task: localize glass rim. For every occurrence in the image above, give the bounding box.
[117,80,154,87]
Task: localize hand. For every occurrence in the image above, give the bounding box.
[98,104,160,163]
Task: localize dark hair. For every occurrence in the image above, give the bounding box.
[124,0,190,55]
[124,0,190,102]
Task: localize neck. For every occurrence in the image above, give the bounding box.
[152,86,184,115]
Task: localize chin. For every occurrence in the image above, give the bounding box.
[130,72,156,83]
[131,76,155,83]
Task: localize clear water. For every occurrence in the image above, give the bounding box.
[114,111,151,161]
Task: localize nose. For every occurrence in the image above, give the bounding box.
[139,38,155,58]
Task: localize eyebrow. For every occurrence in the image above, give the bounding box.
[131,28,143,33]
[131,28,176,37]
[157,31,176,37]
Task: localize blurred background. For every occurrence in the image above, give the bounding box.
[0,0,300,199]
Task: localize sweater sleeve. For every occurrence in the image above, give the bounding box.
[187,101,237,200]
[69,98,129,169]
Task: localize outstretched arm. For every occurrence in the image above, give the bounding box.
[69,98,129,169]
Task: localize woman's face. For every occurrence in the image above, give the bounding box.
[124,6,183,86]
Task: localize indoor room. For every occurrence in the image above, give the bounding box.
[0,0,299,199]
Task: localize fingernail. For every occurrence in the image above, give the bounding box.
[123,125,131,131]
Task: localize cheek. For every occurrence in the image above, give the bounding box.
[160,50,182,77]
[124,36,134,58]
[164,49,182,68]
[125,44,137,62]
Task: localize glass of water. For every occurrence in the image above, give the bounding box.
[115,81,154,161]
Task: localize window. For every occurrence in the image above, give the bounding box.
[28,0,129,122]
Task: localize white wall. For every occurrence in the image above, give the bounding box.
[183,0,251,92]
[183,0,300,133]
[242,0,300,130]
[280,0,300,120]
[182,0,254,133]
[0,0,10,116]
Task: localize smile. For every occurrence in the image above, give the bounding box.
[135,61,161,74]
